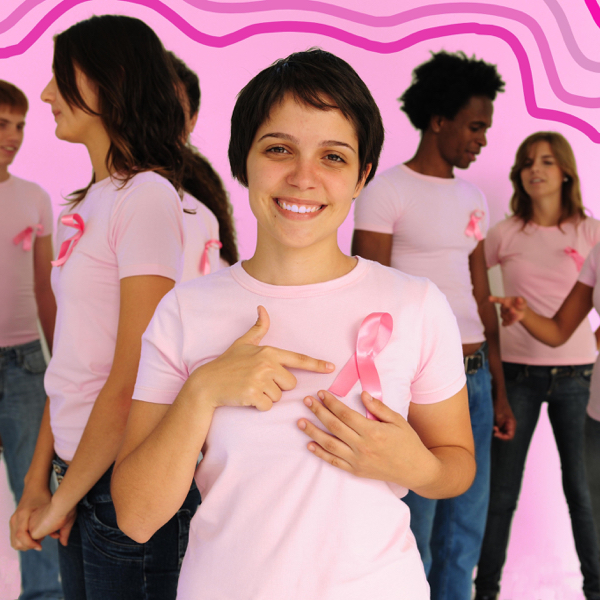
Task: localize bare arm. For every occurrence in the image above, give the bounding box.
[10,399,57,550]
[491,281,594,347]
[299,385,475,499]
[470,241,515,441]
[351,230,392,266]
[33,235,57,351]
[28,275,174,542]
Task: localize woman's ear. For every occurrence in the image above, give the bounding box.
[353,163,372,199]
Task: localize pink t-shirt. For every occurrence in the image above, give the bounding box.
[577,243,600,419]
[0,175,54,347]
[45,172,184,462]
[486,216,600,365]
[134,258,466,600]
[354,164,489,344]
[181,192,221,282]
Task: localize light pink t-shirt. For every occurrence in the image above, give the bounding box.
[354,164,489,344]
[486,216,600,365]
[134,258,466,600]
[0,175,54,347]
[181,192,221,282]
[577,243,600,419]
[45,172,184,462]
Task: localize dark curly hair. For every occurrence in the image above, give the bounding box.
[53,15,187,204]
[229,48,384,187]
[400,51,505,132]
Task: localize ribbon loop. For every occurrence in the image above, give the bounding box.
[199,239,222,275]
[465,209,484,241]
[13,224,43,251]
[328,312,393,420]
[564,247,585,272]
[51,214,85,267]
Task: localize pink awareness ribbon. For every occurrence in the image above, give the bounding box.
[465,209,485,241]
[13,224,43,251]
[565,247,585,271]
[51,214,85,267]
[328,312,393,421]
[199,239,222,275]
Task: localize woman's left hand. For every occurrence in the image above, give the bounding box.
[297,390,436,490]
[29,499,77,547]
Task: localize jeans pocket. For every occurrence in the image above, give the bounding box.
[575,367,594,390]
[20,347,47,374]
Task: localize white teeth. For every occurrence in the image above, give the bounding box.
[277,200,321,213]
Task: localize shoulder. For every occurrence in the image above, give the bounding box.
[119,171,179,197]
[7,175,50,201]
[182,192,218,229]
[488,216,520,237]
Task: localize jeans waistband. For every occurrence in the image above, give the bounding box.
[0,339,42,355]
[503,362,593,377]
[464,342,488,374]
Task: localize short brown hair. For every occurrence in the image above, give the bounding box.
[510,132,585,227]
[0,80,28,113]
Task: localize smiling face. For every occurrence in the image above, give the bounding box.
[519,140,564,205]
[41,69,103,145]
[0,106,25,179]
[246,94,369,255]
[434,95,493,170]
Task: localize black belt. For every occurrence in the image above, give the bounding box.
[464,343,487,375]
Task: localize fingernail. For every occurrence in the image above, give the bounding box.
[326,362,334,370]
[304,397,312,407]
[308,444,316,452]
[317,391,325,400]
[298,420,306,430]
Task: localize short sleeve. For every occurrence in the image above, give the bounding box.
[353,174,401,235]
[109,180,184,281]
[579,243,600,289]
[133,289,188,404]
[410,281,466,404]
[484,222,502,268]
[37,188,54,236]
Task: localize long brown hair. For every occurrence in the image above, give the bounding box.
[53,15,187,203]
[510,132,585,227]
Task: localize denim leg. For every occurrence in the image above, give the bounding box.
[585,414,600,580]
[547,366,600,600]
[426,361,494,600]
[0,341,62,600]
[58,517,87,600]
[55,459,200,600]
[475,362,544,596]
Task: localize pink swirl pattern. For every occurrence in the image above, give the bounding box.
[329,312,393,421]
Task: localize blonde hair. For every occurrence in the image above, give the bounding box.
[509,131,585,227]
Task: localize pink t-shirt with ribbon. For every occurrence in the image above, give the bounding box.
[0,175,54,347]
[45,172,184,462]
[486,216,600,365]
[354,163,489,344]
[181,192,221,282]
[133,258,465,600]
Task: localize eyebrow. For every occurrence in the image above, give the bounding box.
[257,132,357,154]
[0,118,25,125]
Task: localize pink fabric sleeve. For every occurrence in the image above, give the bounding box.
[133,290,188,404]
[109,181,184,281]
[479,191,490,238]
[410,282,467,404]
[579,243,600,288]
[484,221,502,268]
[38,188,54,236]
[353,175,400,234]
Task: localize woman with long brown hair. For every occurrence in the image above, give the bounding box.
[10,15,199,599]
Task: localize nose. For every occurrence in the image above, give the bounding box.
[477,130,487,148]
[40,77,56,103]
[286,156,317,190]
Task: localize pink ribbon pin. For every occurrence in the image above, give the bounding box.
[328,312,393,421]
[199,239,222,275]
[565,247,585,271]
[51,214,85,267]
[13,224,43,251]
[465,209,485,241]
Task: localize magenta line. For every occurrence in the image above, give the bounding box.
[0,0,46,35]
[1,0,599,142]
[585,0,600,28]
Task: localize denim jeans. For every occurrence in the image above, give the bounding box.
[403,351,493,600]
[0,340,63,600]
[475,363,600,600]
[585,414,600,564]
[53,457,200,600]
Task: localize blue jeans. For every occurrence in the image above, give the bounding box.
[53,457,200,600]
[0,340,62,600]
[475,363,600,600]
[403,353,493,600]
[585,414,600,564]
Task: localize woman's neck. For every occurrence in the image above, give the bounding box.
[86,129,112,182]
[243,235,356,286]
[530,194,562,227]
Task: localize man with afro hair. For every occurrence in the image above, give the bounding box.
[352,51,511,600]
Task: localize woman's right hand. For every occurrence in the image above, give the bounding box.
[489,295,529,326]
[187,305,335,412]
[10,485,52,552]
